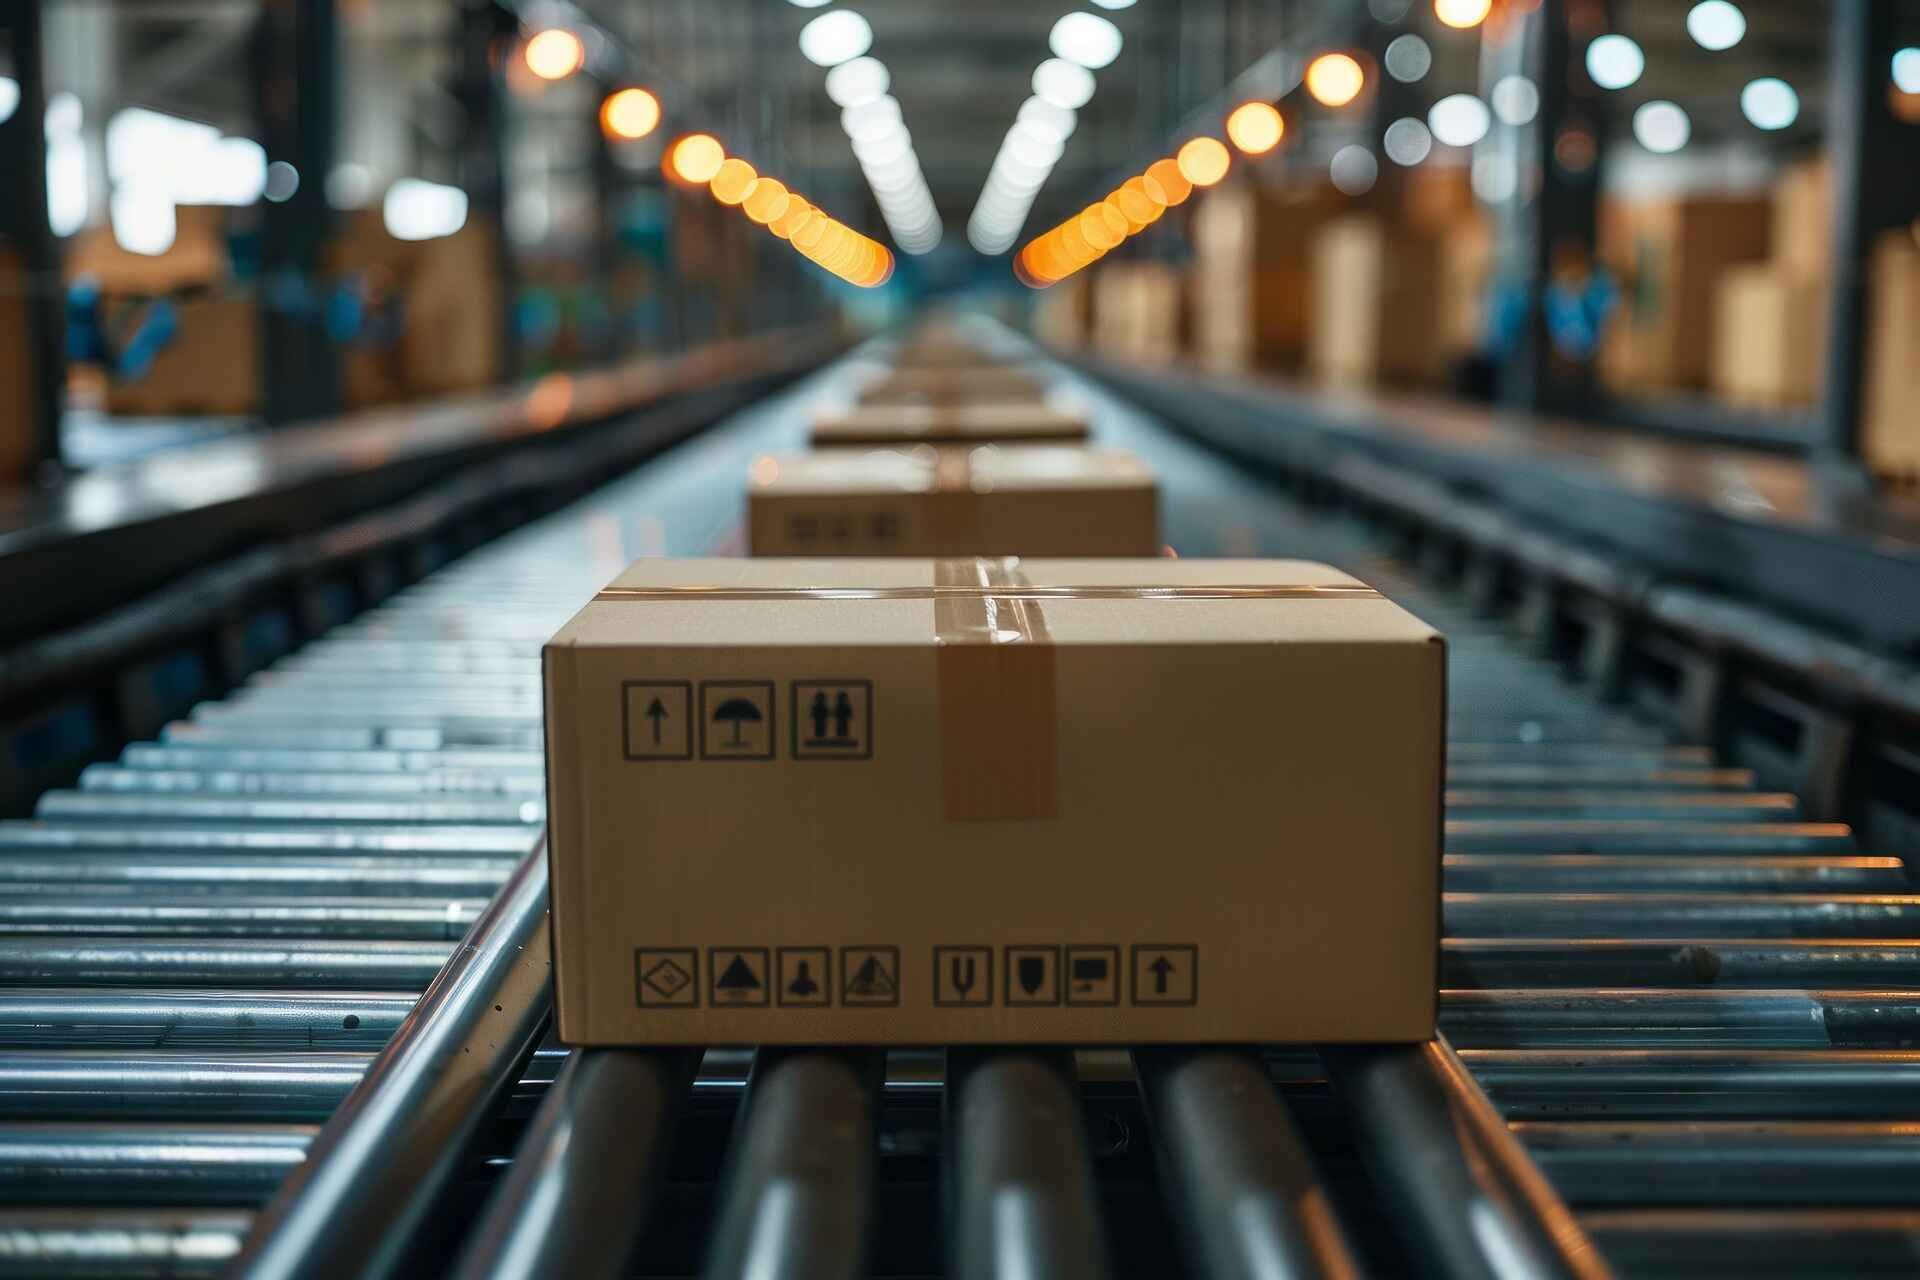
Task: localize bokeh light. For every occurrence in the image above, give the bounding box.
[1384,35,1432,84]
[1176,136,1231,187]
[524,29,585,81]
[1050,12,1125,70]
[1491,75,1540,126]
[1632,101,1691,153]
[1686,2,1746,51]
[1740,78,1800,130]
[1144,158,1192,206]
[710,157,758,204]
[1033,58,1097,109]
[742,177,790,224]
[799,10,873,67]
[600,88,661,141]
[1893,47,1920,95]
[1383,118,1433,166]
[1330,146,1378,196]
[1305,54,1366,108]
[667,133,725,185]
[1225,102,1285,155]
[1586,35,1645,91]
[1428,94,1491,148]
[1434,0,1492,29]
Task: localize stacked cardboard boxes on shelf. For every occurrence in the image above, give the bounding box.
[1709,159,1830,410]
[1090,261,1183,365]
[1307,216,1447,388]
[1188,181,1341,374]
[1864,231,1920,479]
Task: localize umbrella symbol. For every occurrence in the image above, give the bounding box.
[712,697,763,747]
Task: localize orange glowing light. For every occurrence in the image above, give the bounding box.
[771,197,813,240]
[666,134,725,185]
[1226,101,1285,155]
[1076,205,1120,252]
[1434,0,1494,28]
[1118,179,1163,227]
[742,177,790,225]
[793,215,829,253]
[1176,137,1231,187]
[710,158,758,205]
[1144,157,1193,205]
[600,88,661,141]
[526,374,574,430]
[1305,54,1365,107]
[524,29,586,81]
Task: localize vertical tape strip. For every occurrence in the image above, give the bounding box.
[935,557,1058,822]
[928,447,976,551]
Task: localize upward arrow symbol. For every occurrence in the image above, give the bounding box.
[645,697,668,745]
[1148,955,1175,995]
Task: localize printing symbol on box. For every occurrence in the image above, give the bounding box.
[699,682,774,760]
[623,681,691,761]
[933,946,992,1007]
[777,947,831,1007]
[840,946,900,1006]
[635,948,697,1008]
[708,947,769,1007]
[1005,946,1060,1006]
[1065,945,1120,1006]
[1131,945,1198,1006]
[792,681,873,760]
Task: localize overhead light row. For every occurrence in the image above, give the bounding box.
[967,13,1123,256]
[667,134,893,288]
[1015,149,1229,288]
[799,17,941,256]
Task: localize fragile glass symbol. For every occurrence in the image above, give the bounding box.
[713,698,762,746]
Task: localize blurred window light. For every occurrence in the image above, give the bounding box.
[383,178,469,240]
[1585,35,1645,91]
[208,138,268,205]
[1471,154,1517,202]
[1740,77,1799,130]
[1226,101,1284,154]
[1175,136,1230,186]
[1033,58,1097,109]
[1305,54,1365,108]
[327,164,373,210]
[1428,94,1490,148]
[1383,117,1432,166]
[600,88,661,141]
[108,107,216,188]
[1330,145,1379,195]
[47,142,88,238]
[1491,75,1540,126]
[524,28,585,81]
[1384,35,1431,84]
[826,57,890,107]
[1686,2,1746,51]
[45,92,82,138]
[1632,100,1690,153]
[0,77,18,126]
[667,133,725,184]
[264,161,300,203]
[799,11,873,67]
[1050,13,1124,70]
[111,187,177,256]
[1018,97,1078,145]
[1434,0,1491,29]
[1894,47,1920,95]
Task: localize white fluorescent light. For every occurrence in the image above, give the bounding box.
[1049,12,1123,70]
[799,10,873,68]
[1032,58,1096,109]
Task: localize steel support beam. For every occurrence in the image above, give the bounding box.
[454,0,520,378]
[1817,0,1919,465]
[0,1,65,481]
[253,0,340,426]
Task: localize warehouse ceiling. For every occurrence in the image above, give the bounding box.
[36,0,1920,258]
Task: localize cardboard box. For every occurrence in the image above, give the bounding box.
[811,402,1091,447]
[1188,182,1341,372]
[1032,274,1091,349]
[1092,262,1182,364]
[1437,215,1496,359]
[544,556,1444,1046]
[1864,233,1920,477]
[103,294,259,417]
[1598,197,1769,390]
[402,220,505,396]
[1710,265,1827,409]
[860,366,1045,404]
[1307,216,1445,387]
[748,447,1159,558]
[1772,157,1829,280]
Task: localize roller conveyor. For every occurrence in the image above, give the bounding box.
[0,343,1915,1277]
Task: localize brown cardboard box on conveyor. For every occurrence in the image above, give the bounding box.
[810,400,1090,447]
[747,446,1159,558]
[543,556,1445,1046]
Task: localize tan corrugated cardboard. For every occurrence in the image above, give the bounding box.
[748,446,1159,557]
[1307,216,1445,387]
[861,366,1045,404]
[1598,197,1770,390]
[103,295,260,417]
[810,402,1090,447]
[1710,265,1827,408]
[1864,233,1920,478]
[544,556,1444,1046]
[1771,158,1830,280]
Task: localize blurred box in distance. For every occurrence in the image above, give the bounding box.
[1711,266,1827,409]
[401,218,506,397]
[860,365,1044,404]
[1771,156,1830,280]
[1599,197,1769,392]
[1865,231,1920,480]
[811,401,1090,447]
[1032,273,1091,349]
[102,294,260,418]
[1092,262,1182,365]
[1190,182,1341,373]
[543,556,1444,1046]
[1436,214,1495,362]
[1308,215,1445,387]
[748,446,1158,557]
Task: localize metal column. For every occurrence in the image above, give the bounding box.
[254,0,341,426]
[454,0,520,379]
[1817,0,1919,466]
[1495,0,1607,415]
[0,0,65,480]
